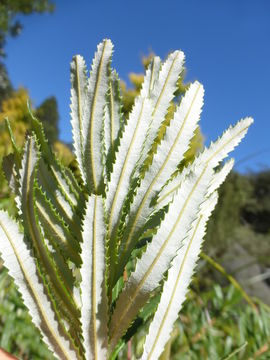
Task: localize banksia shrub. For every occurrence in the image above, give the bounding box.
[0,39,252,359]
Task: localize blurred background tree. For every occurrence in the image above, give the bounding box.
[0,0,54,58]
[0,0,55,106]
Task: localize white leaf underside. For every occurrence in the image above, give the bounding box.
[0,211,77,360]
[141,192,218,360]
[17,136,80,331]
[105,56,163,238]
[106,97,154,238]
[106,50,185,245]
[118,81,204,270]
[137,51,185,171]
[80,195,108,359]
[157,117,253,208]
[0,39,254,360]
[109,117,252,349]
[142,160,236,359]
[107,70,123,151]
[70,55,88,183]
[83,39,113,192]
[103,69,125,185]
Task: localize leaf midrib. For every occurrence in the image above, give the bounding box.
[90,40,108,192]
[0,218,73,360]
[119,84,201,262]
[110,125,248,342]
[147,214,203,359]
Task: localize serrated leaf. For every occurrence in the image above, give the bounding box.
[109,118,252,349]
[35,186,81,267]
[2,153,19,194]
[106,98,154,238]
[29,107,83,212]
[0,211,78,360]
[141,192,218,359]
[103,70,124,181]
[157,117,253,208]
[38,158,82,238]
[70,55,88,183]
[80,195,108,359]
[140,56,161,98]
[116,82,204,278]
[137,50,185,172]
[206,158,234,196]
[105,56,165,240]
[83,39,113,193]
[16,136,80,333]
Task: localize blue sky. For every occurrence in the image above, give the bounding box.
[4,0,270,172]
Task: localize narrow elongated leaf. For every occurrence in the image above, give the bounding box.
[142,160,238,357]
[107,70,124,152]
[109,117,252,349]
[83,39,113,193]
[103,70,124,183]
[106,98,153,238]
[37,158,83,242]
[0,211,78,360]
[105,56,164,234]
[141,192,218,360]
[157,117,253,208]
[117,82,204,274]
[105,52,183,240]
[16,136,80,332]
[35,186,81,266]
[140,56,161,98]
[2,153,19,194]
[80,195,108,359]
[29,107,82,207]
[70,55,88,182]
[136,50,185,172]
[0,40,254,359]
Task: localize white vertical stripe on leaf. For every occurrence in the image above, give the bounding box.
[141,192,218,360]
[83,39,113,192]
[140,56,161,98]
[157,117,253,208]
[105,56,163,237]
[80,195,108,359]
[106,52,184,239]
[109,117,252,349]
[106,98,154,237]
[108,70,124,148]
[0,211,77,360]
[70,55,88,183]
[118,82,204,266]
[137,51,185,169]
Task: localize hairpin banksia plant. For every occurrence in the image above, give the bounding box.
[0,39,252,360]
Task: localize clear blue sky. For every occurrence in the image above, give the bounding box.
[5,0,270,172]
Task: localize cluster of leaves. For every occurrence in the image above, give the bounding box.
[0,6,267,355]
[121,52,204,166]
[0,38,253,359]
[1,265,269,360]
